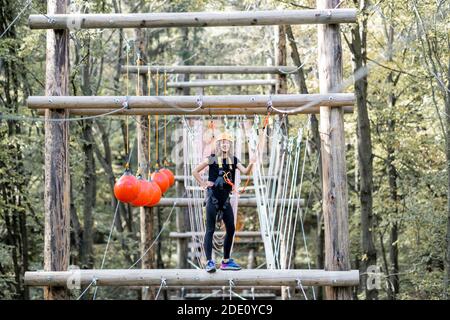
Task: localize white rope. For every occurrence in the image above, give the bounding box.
[229,279,234,300]
[0,0,32,39]
[297,279,308,300]
[155,278,167,300]
[0,104,128,123]
[200,289,222,300]
[92,201,120,299]
[76,277,97,300]
[128,200,178,269]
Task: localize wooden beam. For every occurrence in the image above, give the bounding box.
[167,79,278,88]
[24,269,360,287]
[28,93,355,109]
[318,0,352,300]
[134,32,155,300]
[36,106,354,116]
[174,175,277,181]
[175,122,188,270]
[154,198,304,207]
[44,0,70,300]
[29,9,357,29]
[169,231,263,238]
[122,65,298,74]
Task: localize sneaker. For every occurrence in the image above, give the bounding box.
[220,258,241,270]
[205,260,216,273]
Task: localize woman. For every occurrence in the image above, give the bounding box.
[193,132,254,272]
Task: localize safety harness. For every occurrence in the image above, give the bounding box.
[205,156,235,224]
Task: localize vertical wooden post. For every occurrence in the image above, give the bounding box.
[44,0,70,300]
[317,0,352,300]
[135,28,155,300]
[175,120,188,270]
[175,28,190,270]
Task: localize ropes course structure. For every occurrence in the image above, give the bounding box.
[177,111,319,299]
[22,0,361,300]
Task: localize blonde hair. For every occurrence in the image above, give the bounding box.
[214,139,234,157]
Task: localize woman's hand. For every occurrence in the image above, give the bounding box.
[201,181,214,189]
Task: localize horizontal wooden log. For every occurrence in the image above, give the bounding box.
[174,175,277,181]
[36,106,354,116]
[122,65,298,74]
[183,293,276,299]
[126,285,285,289]
[28,94,354,109]
[154,198,305,207]
[167,79,277,88]
[24,269,360,287]
[169,231,263,238]
[29,9,357,29]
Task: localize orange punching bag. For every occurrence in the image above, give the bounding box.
[160,168,175,187]
[114,170,140,203]
[146,180,162,207]
[130,177,153,207]
[151,170,170,194]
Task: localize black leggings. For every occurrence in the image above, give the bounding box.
[204,190,235,261]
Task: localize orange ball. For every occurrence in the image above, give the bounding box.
[114,171,140,203]
[146,181,162,207]
[130,178,153,207]
[160,168,175,187]
[151,171,170,194]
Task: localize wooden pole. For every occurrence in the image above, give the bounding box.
[318,0,352,300]
[174,175,276,181]
[152,198,304,207]
[43,0,70,300]
[169,231,264,238]
[36,106,354,116]
[27,93,355,109]
[167,79,278,88]
[24,269,360,287]
[29,9,357,29]
[134,29,155,300]
[122,65,298,74]
[175,121,188,269]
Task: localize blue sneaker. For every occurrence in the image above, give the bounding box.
[220,259,241,270]
[205,260,216,273]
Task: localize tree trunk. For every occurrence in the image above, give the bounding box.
[346,0,378,300]
[80,33,96,270]
[385,18,400,299]
[445,91,450,299]
[277,25,288,95]
[286,23,325,299]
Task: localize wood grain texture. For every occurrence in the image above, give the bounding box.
[28,93,355,109]
[317,0,352,300]
[25,269,360,287]
[43,0,70,300]
[36,106,354,116]
[29,9,357,29]
[122,65,298,74]
[167,79,277,88]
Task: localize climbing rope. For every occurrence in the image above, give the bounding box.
[155,278,167,300]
